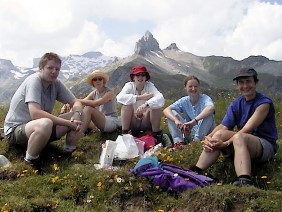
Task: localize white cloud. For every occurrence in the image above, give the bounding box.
[0,0,281,67]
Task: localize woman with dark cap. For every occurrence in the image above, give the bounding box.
[190,67,278,186]
[116,65,165,143]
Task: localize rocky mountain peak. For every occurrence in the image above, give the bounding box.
[0,59,14,69]
[164,43,180,51]
[134,31,161,55]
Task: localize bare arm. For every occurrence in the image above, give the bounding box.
[79,90,115,108]
[28,101,82,131]
[238,103,270,134]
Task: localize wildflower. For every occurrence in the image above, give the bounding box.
[217,182,223,186]
[52,164,59,171]
[158,210,165,212]
[86,199,92,203]
[261,176,267,179]
[97,181,102,187]
[116,177,122,183]
[51,176,59,183]
[267,181,272,184]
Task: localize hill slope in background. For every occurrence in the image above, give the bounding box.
[1,31,282,106]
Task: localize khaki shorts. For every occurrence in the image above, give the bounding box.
[6,124,57,146]
[103,116,121,132]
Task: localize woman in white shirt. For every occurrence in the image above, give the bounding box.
[116,65,165,143]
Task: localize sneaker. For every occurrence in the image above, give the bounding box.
[173,142,185,149]
[162,133,173,147]
[233,177,253,186]
[23,157,42,172]
[152,130,163,145]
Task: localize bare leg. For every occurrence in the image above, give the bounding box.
[120,105,134,130]
[25,118,53,157]
[233,132,262,176]
[149,108,162,132]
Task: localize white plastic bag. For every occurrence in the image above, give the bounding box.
[0,155,11,167]
[99,140,118,168]
[114,134,139,160]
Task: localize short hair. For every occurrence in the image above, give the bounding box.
[184,75,200,86]
[39,52,61,69]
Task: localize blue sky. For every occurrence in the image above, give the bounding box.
[0,0,282,67]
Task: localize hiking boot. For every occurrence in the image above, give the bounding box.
[173,142,185,150]
[23,157,42,173]
[152,130,163,145]
[162,133,173,147]
[233,177,253,186]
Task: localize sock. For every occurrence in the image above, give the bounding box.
[189,165,203,174]
[25,152,39,160]
[64,145,76,152]
[237,175,252,180]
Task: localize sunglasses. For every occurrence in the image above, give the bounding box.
[135,73,147,77]
[93,78,103,82]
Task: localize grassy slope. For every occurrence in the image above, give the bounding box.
[0,98,281,211]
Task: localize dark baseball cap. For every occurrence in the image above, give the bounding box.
[233,68,258,81]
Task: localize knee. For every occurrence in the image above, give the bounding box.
[37,118,53,133]
[232,132,247,148]
[212,129,226,139]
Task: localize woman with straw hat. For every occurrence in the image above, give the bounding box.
[78,70,121,133]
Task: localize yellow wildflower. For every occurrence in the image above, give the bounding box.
[97,181,102,187]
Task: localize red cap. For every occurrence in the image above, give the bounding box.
[130,65,150,81]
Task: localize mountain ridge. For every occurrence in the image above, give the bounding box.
[1,31,282,106]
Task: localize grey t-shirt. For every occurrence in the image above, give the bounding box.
[4,73,75,135]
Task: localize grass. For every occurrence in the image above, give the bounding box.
[0,97,282,212]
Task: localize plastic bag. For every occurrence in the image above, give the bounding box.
[99,140,118,168]
[114,134,139,160]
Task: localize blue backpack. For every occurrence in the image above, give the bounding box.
[131,157,213,193]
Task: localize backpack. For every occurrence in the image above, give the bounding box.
[131,157,213,193]
[130,156,160,176]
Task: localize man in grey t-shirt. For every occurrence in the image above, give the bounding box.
[4,52,88,171]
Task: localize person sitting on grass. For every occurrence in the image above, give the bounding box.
[189,67,279,186]
[163,75,216,149]
[116,65,165,144]
[77,70,121,134]
[3,52,88,171]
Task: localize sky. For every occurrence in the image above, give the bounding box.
[0,0,282,68]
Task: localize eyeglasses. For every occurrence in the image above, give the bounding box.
[135,73,147,77]
[93,78,103,82]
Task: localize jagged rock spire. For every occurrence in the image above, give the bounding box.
[164,43,180,51]
[134,31,161,55]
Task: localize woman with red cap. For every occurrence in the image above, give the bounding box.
[116,65,165,143]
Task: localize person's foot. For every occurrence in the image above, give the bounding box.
[233,177,253,186]
[23,157,42,173]
[173,141,185,150]
[162,133,173,147]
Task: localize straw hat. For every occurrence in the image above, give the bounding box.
[87,70,109,85]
